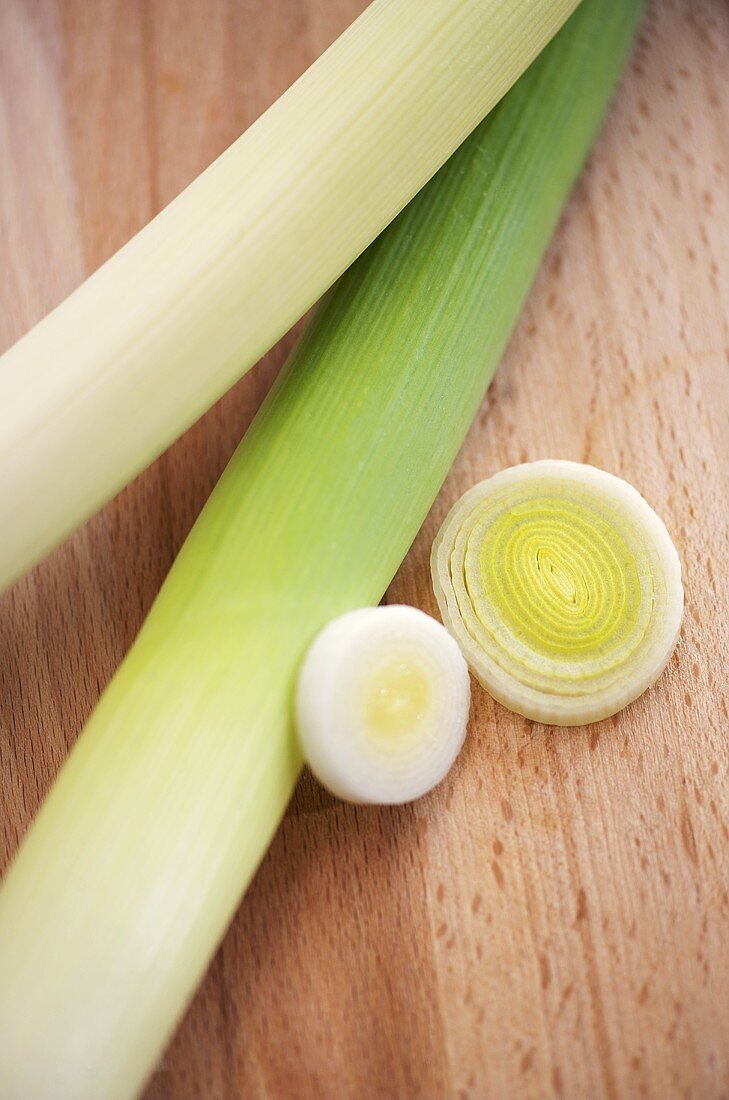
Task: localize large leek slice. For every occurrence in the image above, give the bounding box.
[0,3,644,1098]
[431,462,683,725]
[0,0,580,595]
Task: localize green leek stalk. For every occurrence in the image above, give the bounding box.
[0,2,643,1097]
[0,0,579,596]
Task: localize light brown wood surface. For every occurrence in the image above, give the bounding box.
[1,1,728,1097]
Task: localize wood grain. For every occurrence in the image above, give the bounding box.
[1,1,728,1097]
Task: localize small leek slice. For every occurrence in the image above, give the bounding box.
[296,605,470,804]
[431,461,684,725]
[0,0,581,595]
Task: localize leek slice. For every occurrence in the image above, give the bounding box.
[296,606,470,804]
[0,4,645,1098]
[0,0,580,595]
[431,461,683,725]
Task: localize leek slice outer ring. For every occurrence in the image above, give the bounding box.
[431,461,683,726]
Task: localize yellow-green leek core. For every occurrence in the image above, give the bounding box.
[432,461,683,725]
[363,660,433,748]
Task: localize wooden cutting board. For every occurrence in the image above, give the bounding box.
[1,1,727,1097]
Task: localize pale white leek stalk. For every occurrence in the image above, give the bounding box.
[431,461,683,725]
[0,0,579,594]
[296,605,470,803]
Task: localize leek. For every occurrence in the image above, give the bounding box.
[431,461,683,725]
[0,0,580,595]
[296,605,470,803]
[0,2,644,1097]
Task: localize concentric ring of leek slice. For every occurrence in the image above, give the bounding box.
[431,461,683,726]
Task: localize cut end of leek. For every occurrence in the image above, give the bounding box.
[431,461,683,726]
[296,606,471,804]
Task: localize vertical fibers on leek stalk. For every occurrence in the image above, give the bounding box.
[0,2,644,1098]
[0,0,580,595]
